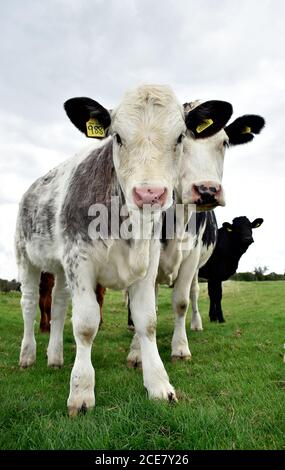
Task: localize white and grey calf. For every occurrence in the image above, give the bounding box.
[16,85,233,415]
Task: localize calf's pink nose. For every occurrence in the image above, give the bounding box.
[133,186,167,208]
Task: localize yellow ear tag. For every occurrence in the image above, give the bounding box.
[86,118,105,138]
[242,126,251,134]
[227,227,233,232]
[196,118,214,134]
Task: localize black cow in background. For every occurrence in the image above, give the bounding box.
[199,216,264,323]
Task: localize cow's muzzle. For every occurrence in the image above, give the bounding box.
[191,182,225,209]
[133,186,168,209]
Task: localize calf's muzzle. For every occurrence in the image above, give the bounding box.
[133,186,168,208]
[192,182,223,208]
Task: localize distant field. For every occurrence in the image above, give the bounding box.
[0,281,284,450]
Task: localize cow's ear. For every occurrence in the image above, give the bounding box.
[222,222,233,232]
[225,115,265,146]
[185,100,233,139]
[64,97,111,138]
[251,218,264,228]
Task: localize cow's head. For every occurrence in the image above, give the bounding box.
[178,101,265,211]
[65,85,189,212]
[223,216,263,248]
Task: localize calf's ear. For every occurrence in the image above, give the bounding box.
[64,97,111,138]
[251,218,264,228]
[185,100,233,139]
[225,115,265,145]
[222,222,233,232]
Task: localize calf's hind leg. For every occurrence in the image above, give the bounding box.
[171,249,200,360]
[19,261,41,368]
[47,270,70,367]
[190,271,203,331]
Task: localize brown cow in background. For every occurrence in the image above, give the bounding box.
[39,273,105,332]
[39,272,54,332]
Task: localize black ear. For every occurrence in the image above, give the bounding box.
[222,222,233,232]
[225,115,265,146]
[185,100,233,139]
[251,218,264,228]
[64,97,111,138]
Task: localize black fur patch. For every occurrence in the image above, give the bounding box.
[202,211,218,248]
[186,100,233,139]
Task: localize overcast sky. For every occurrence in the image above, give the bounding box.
[0,0,285,279]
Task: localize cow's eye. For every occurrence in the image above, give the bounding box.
[177,134,185,144]
[223,140,229,148]
[115,134,122,146]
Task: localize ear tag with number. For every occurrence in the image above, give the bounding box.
[196,118,214,134]
[242,126,252,134]
[86,118,105,138]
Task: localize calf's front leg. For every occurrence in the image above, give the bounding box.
[128,241,177,402]
[65,265,100,417]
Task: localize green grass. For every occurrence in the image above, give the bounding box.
[0,281,284,450]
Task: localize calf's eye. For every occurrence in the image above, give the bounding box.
[223,140,229,148]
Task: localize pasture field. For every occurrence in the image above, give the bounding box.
[0,281,284,450]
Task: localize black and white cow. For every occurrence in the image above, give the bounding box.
[198,215,264,323]
[15,85,234,414]
[127,107,265,362]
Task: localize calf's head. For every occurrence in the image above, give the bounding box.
[65,84,189,212]
[223,216,263,248]
[178,101,265,211]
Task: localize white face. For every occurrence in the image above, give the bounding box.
[177,128,229,207]
[110,85,186,212]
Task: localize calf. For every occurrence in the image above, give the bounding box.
[127,107,265,363]
[199,216,263,322]
[16,84,233,414]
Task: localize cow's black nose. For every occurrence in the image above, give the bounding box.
[196,185,220,205]
[191,182,223,208]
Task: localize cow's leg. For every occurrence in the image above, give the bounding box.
[190,271,203,331]
[215,281,225,323]
[45,298,52,332]
[208,280,218,322]
[128,283,159,330]
[39,295,49,333]
[47,270,69,367]
[171,250,200,360]
[19,261,41,368]
[65,263,100,416]
[95,284,106,326]
[127,295,134,330]
[128,241,176,402]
